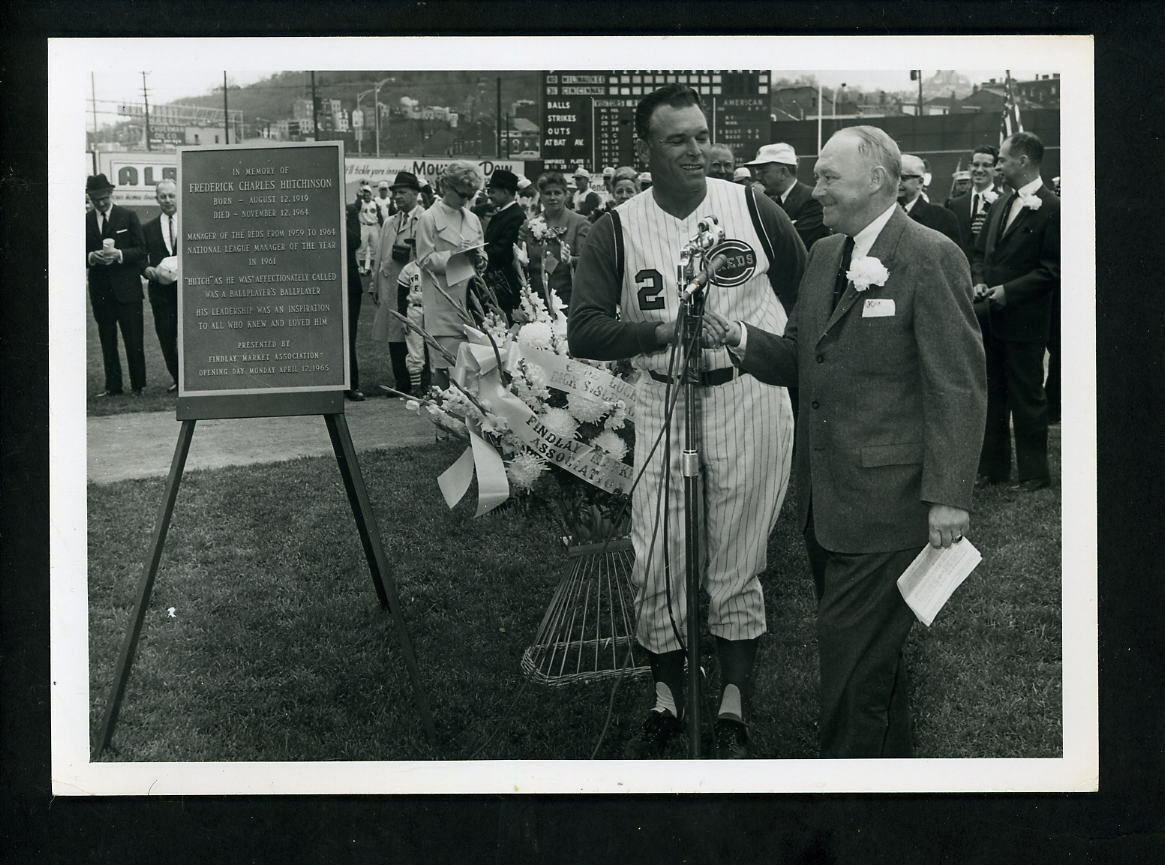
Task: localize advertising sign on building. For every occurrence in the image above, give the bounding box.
[341,156,528,195]
[94,151,528,217]
[95,151,179,211]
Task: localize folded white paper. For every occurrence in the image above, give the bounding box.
[445,244,486,285]
[896,538,982,627]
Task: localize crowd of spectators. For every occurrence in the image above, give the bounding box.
[86,129,1061,481]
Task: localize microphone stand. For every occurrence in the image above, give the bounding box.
[674,217,722,759]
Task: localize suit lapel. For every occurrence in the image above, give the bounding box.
[784,184,801,214]
[982,193,1010,258]
[818,208,906,343]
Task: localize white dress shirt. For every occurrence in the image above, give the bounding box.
[734,202,896,352]
[1004,177,1044,232]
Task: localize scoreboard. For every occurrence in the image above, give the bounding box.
[541,70,771,172]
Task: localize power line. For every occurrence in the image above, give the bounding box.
[141,71,152,152]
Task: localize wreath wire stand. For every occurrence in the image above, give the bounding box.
[520,536,651,686]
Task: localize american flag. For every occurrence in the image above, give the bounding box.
[999,70,1024,143]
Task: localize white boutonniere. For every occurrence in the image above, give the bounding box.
[846,255,890,292]
[981,189,999,205]
[1018,191,1043,211]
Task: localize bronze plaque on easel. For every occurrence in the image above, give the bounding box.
[177,141,348,419]
[96,141,435,756]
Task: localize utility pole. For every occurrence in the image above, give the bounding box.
[90,72,98,172]
[223,72,230,143]
[141,71,152,152]
[311,71,320,141]
[496,76,502,158]
[816,82,823,155]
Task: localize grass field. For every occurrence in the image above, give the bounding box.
[85,273,395,417]
[87,430,1062,762]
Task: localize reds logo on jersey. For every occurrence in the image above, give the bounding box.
[708,239,758,288]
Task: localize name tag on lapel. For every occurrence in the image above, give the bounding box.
[862,298,895,318]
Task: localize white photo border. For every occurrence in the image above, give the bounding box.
[49,34,1096,795]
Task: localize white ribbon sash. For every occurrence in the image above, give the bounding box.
[439,333,635,514]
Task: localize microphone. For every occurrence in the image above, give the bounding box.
[681,253,729,300]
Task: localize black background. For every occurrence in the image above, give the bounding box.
[4,3,1163,862]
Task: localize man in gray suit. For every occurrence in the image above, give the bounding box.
[703,126,986,757]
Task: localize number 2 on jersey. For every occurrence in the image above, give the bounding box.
[635,268,665,311]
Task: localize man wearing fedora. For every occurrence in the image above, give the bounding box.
[85,173,147,397]
[482,168,527,322]
[372,171,427,396]
[746,142,830,251]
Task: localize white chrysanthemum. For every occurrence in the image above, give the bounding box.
[517,321,555,353]
[506,453,549,492]
[541,406,579,440]
[592,429,628,461]
[568,390,609,423]
[604,403,628,431]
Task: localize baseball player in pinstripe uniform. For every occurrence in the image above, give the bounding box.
[570,84,806,758]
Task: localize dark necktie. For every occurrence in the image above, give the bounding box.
[972,193,979,216]
[832,235,855,312]
[168,215,176,253]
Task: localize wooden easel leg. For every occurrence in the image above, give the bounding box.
[324,412,437,743]
[95,419,196,758]
[324,413,390,609]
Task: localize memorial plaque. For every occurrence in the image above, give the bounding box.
[177,142,347,416]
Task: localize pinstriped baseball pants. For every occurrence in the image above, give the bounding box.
[630,372,793,654]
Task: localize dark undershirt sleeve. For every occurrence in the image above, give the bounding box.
[753,191,807,317]
[567,213,662,360]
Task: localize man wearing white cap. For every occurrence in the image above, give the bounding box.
[357,184,384,275]
[946,170,972,206]
[746,142,829,249]
[374,180,395,222]
[601,165,616,200]
[570,166,602,218]
[732,166,753,186]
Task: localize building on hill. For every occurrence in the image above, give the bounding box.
[771,85,821,121]
[1013,74,1061,109]
[959,79,1048,114]
[923,94,963,116]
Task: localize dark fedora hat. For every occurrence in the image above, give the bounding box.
[388,171,421,191]
[86,173,116,193]
[487,168,519,193]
